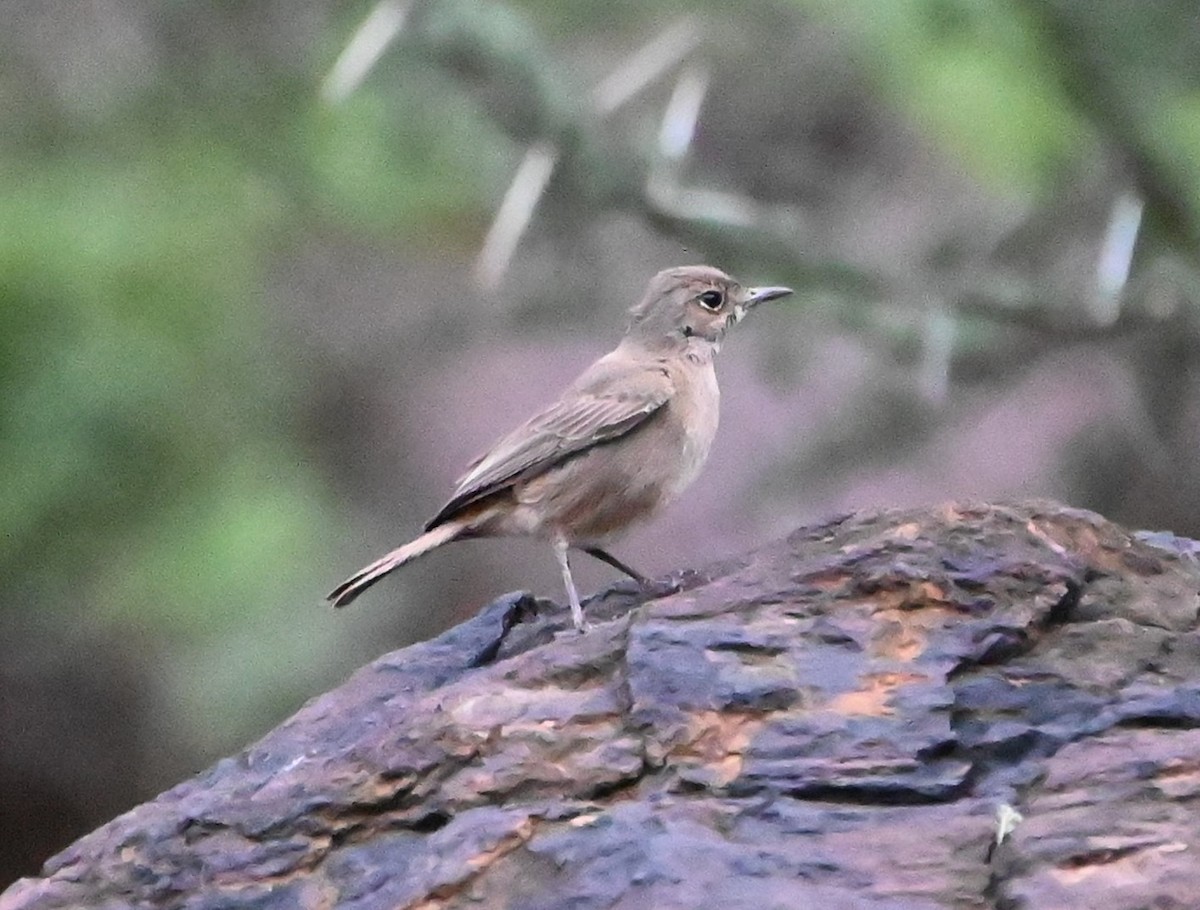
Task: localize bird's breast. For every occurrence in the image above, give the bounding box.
[662,359,720,500]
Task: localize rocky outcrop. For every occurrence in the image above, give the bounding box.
[5,501,1199,909]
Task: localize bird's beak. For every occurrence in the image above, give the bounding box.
[727,285,792,327]
[744,285,794,309]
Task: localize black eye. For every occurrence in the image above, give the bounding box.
[697,290,723,310]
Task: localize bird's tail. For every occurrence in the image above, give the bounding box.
[327,521,464,608]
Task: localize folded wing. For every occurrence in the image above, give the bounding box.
[425,360,673,530]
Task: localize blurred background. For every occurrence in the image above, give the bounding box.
[4,0,1200,886]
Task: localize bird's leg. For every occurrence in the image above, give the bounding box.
[579,546,647,584]
[553,539,589,631]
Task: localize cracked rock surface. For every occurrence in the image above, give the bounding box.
[5,500,1200,909]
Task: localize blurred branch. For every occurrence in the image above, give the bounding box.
[656,64,710,164]
[1091,190,1144,325]
[918,298,954,405]
[646,65,760,229]
[643,62,805,238]
[591,19,701,115]
[470,21,704,291]
[321,1,412,104]
[473,142,560,289]
[320,0,1200,378]
[323,6,813,291]
[477,20,772,290]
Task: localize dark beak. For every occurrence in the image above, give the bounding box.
[745,285,794,308]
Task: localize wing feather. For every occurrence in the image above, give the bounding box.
[425,357,673,529]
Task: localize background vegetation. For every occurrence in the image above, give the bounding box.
[3,0,1199,885]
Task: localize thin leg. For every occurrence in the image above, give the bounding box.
[553,539,588,631]
[579,546,647,583]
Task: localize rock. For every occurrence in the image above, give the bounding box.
[4,501,1199,909]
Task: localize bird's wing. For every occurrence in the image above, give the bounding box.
[425,358,673,529]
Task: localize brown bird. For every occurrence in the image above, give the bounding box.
[328,265,792,629]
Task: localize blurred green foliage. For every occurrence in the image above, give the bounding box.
[0,126,336,755]
[0,7,512,760]
[799,0,1200,241]
[310,82,513,230]
[799,0,1089,193]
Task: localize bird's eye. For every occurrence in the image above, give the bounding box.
[697,290,724,310]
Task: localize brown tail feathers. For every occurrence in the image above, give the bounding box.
[327,521,463,608]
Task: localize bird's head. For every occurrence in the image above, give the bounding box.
[625,265,793,353]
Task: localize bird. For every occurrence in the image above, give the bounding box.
[327,265,793,630]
